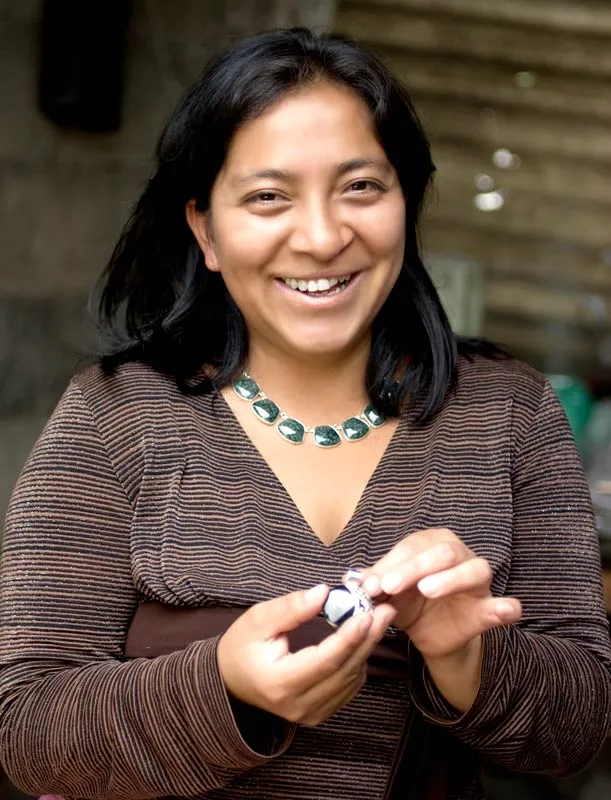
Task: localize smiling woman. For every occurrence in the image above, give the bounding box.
[93,27,456,423]
[1,26,610,800]
[185,82,406,365]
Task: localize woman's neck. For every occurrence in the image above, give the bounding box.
[244,338,372,424]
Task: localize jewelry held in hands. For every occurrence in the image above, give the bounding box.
[322,570,374,627]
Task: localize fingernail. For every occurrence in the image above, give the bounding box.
[417,575,443,597]
[363,576,381,596]
[306,584,328,602]
[380,573,401,594]
[496,600,516,617]
[357,612,373,633]
[382,607,397,627]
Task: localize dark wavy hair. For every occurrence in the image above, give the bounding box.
[94,27,503,422]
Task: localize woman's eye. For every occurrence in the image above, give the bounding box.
[348,180,383,194]
[247,191,282,204]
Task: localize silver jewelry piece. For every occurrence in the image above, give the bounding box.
[322,569,374,627]
[231,373,387,448]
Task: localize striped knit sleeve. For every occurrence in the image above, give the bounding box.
[0,382,294,799]
[408,379,611,775]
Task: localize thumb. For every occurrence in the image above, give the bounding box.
[252,584,329,638]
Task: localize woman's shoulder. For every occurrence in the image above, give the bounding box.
[66,362,184,501]
[72,360,179,419]
[68,362,185,454]
[447,355,561,455]
[456,353,546,413]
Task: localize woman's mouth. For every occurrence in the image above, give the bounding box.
[279,274,354,297]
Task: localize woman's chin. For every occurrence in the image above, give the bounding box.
[280,334,367,362]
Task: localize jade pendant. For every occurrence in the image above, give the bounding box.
[314,425,341,448]
[252,398,280,425]
[363,405,386,428]
[277,418,306,444]
[233,375,260,401]
[342,416,370,442]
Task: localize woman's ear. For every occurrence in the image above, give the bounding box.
[185,200,220,272]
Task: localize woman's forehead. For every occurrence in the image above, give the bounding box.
[220,84,387,179]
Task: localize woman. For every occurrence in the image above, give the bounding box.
[1,27,610,800]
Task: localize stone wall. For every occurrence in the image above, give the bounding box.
[0,0,335,518]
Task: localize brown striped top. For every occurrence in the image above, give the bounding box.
[1,355,610,800]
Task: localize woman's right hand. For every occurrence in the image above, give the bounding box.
[217,584,395,727]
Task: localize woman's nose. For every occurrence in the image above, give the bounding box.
[289,202,352,262]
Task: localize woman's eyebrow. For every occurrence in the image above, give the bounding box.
[230,168,294,188]
[230,158,392,189]
[336,158,391,176]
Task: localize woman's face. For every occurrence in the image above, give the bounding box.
[187,82,406,362]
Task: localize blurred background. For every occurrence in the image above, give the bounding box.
[1,1,611,798]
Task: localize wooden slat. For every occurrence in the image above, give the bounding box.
[483,278,609,328]
[339,7,611,78]
[344,0,611,36]
[433,144,611,208]
[482,317,600,372]
[413,96,611,167]
[336,0,611,371]
[387,52,611,123]
[424,223,611,294]
[429,175,611,251]
[603,570,611,614]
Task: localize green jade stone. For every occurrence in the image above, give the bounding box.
[313,425,341,448]
[252,398,280,425]
[342,416,370,441]
[363,405,386,428]
[277,418,306,444]
[233,376,260,401]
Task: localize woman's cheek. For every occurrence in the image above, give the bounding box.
[228,216,289,261]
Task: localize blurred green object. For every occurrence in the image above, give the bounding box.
[546,374,593,453]
[583,399,611,471]
[426,254,484,337]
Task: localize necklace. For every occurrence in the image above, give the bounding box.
[231,373,386,448]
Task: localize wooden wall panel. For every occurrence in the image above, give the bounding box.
[336,0,611,375]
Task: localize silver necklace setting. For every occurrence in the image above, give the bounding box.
[231,373,386,448]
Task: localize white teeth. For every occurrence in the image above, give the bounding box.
[305,278,332,293]
[282,274,352,294]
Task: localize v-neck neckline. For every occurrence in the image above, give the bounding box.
[211,388,408,551]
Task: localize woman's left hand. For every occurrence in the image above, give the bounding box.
[358,527,522,666]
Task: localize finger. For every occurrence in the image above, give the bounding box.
[317,603,396,688]
[298,604,395,712]
[377,540,468,596]
[481,596,523,628]
[361,529,464,596]
[359,547,412,592]
[417,557,492,599]
[361,573,383,598]
[249,584,329,639]
[280,602,395,695]
[298,668,367,727]
[440,596,522,646]
[338,602,397,674]
[278,609,375,692]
